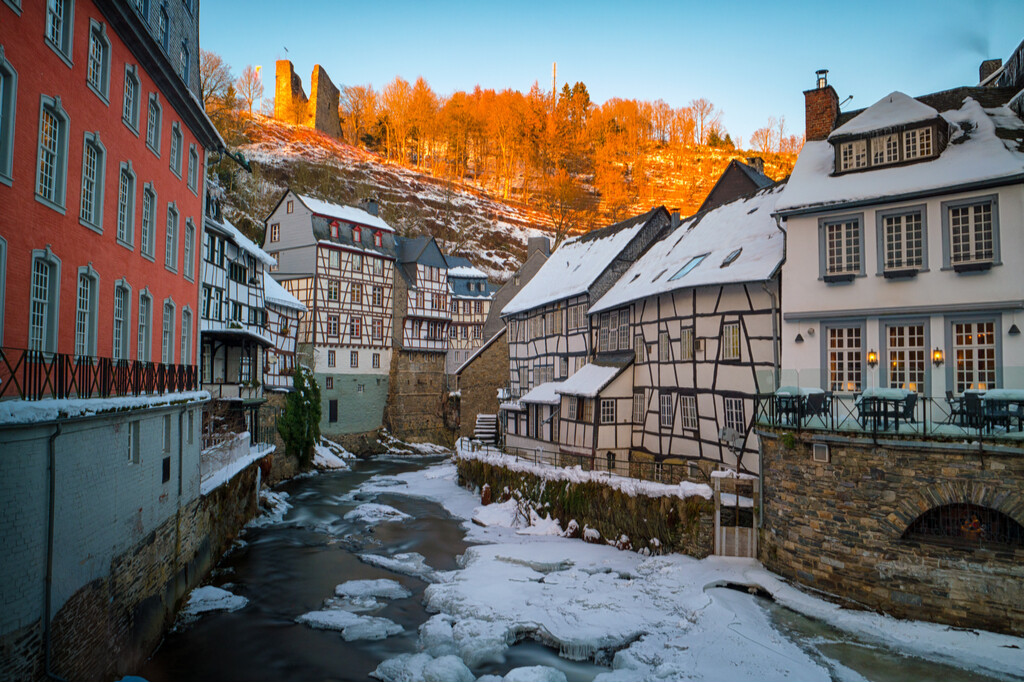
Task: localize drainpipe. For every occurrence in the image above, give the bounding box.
[44,422,67,681]
[762,281,780,391]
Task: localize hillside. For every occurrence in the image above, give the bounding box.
[213,115,796,280]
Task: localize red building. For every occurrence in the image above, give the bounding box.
[0,0,222,394]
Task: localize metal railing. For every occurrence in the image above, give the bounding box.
[755,392,1024,442]
[0,347,197,401]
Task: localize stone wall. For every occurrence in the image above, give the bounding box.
[258,392,300,484]
[384,350,452,443]
[758,429,1024,635]
[456,330,508,439]
[273,60,341,138]
[457,457,714,557]
[274,60,308,125]
[309,65,341,138]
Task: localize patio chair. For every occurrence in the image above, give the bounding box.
[963,393,984,430]
[899,393,918,425]
[804,392,826,425]
[945,390,964,425]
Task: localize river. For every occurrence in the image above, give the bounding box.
[141,454,997,682]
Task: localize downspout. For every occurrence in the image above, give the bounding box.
[44,422,66,681]
[762,281,780,392]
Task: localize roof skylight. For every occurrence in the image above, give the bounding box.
[669,253,709,281]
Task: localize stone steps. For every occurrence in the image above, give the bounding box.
[474,414,498,444]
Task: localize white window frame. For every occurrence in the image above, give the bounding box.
[942,195,999,271]
[164,202,179,271]
[86,19,110,103]
[327,349,335,367]
[839,139,867,171]
[680,394,698,430]
[824,323,863,393]
[659,392,673,429]
[78,132,106,232]
[187,144,198,193]
[45,0,75,66]
[680,326,694,361]
[137,290,152,361]
[35,94,70,212]
[600,398,615,425]
[122,64,140,134]
[161,299,175,364]
[350,350,359,368]
[724,397,745,434]
[659,331,669,362]
[112,279,131,361]
[180,307,192,364]
[876,205,926,275]
[169,122,182,177]
[722,322,740,361]
[885,322,926,393]
[74,265,99,358]
[28,248,61,354]
[632,391,645,424]
[183,219,195,281]
[949,318,998,393]
[372,352,380,369]
[0,47,17,186]
[146,92,162,155]
[327,314,339,337]
[116,161,136,248]
[141,184,156,258]
[818,214,864,280]
[903,126,933,160]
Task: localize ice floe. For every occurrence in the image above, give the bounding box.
[296,609,403,641]
[344,503,412,524]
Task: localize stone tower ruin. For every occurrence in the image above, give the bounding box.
[274,60,341,139]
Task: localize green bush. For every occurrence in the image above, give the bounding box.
[277,366,322,467]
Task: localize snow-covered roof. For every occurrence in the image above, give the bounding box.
[206,215,277,267]
[297,194,396,233]
[455,327,506,375]
[0,391,209,425]
[520,381,564,405]
[448,265,488,278]
[828,92,939,139]
[502,210,659,316]
[264,276,306,311]
[555,363,628,398]
[591,185,785,314]
[777,96,1024,214]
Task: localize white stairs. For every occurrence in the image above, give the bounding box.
[473,414,498,444]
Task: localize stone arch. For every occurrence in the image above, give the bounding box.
[882,480,1024,536]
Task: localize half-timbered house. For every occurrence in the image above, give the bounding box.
[500,208,674,457]
[588,183,787,476]
[262,191,396,435]
[445,255,496,375]
[263,275,306,391]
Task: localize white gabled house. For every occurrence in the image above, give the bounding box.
[775,73,1024,407]
[263,276,307,391]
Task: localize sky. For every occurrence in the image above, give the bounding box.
[200,0,1024,147]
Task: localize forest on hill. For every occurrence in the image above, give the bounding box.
[202,51,800,272]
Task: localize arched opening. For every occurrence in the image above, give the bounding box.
[903,503,1024,548]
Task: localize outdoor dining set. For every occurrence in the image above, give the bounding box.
[770,386,1024,434]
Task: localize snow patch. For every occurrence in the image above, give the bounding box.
[246,489,291,528]
[344,503,412,524]
[180,586,248,617]
[359,551,438,582]
[296,609,403,641]
[335,578,412,600]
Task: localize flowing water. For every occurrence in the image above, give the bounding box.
[141,455,1001,682]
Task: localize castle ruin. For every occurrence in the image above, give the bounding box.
[274,60,341,139]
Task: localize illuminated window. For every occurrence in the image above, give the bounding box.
[827,325,863,392]
[36,96,69,210]
[886,324,925,393]
[953,320,996,393]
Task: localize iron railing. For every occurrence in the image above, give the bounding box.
[0,347,197,401]
[755,392,1024,442]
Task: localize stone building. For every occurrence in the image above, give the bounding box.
[273,60,341,138]
[445,255,496,376]
[454,327,508,440]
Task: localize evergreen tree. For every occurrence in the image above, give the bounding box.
[277,366,322,467]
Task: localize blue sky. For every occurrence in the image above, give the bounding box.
[201,0,1024,147]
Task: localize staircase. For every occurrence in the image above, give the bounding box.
[473,414,499,444]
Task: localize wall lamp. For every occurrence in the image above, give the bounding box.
[794,333,804,343]
[867,350,878,368]
[932,348,945,366]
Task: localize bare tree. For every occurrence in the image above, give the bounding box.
[542,169,594,248]
[200,49,234,109]
[340,84,377,147]
[689,98,721,145]
[236,65,264,119]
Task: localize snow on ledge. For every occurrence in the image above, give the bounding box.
[0,391,210,426]
[201,436,276,496]
[456,438,712,500]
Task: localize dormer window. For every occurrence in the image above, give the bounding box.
[330,221,339,238]
[871,134,899,165]
[352,226,361,243]
[904,127,932,160]
[839,140,867,172]
[373,231,382,247]
[834,121,943,175]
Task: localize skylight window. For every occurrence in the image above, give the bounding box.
[721,248,742,267]
[669,253,709,281]
[747,207,758,214]
[653,269,668,281]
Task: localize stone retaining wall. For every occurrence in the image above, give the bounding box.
[758,428,1024,635]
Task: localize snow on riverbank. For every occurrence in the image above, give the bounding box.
[358,461,1024,681]
[313,437,356,470]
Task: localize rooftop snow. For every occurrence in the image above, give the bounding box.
[828,91,939,138]
[592,185,785,314]
[520,381,564,405]
[0,391,209,425]
[502,212,655,316]
[447,265,488,279]
[264,276,306,311]
[207,216,277,267]
[777,97,1024,214]
[555,363,626,398]
[298,194,396,233]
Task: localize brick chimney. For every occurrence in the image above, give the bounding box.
[745,157,764,175]
[527,236,551,257]
[804,69,840,142]
[358,197,379,217]
[979,58,1002,83]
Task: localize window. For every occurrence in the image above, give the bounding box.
[137,291,152,361]
[451,299,459,314]
[287,200,294,213]
[146,94,161,154]
[45,0,74,63]
[112,281,130,360]
[597,308,630,353]
[230,301,241,321]
[473,325,482,339]
[161,300,175,363]
[169,123,182,176]
[827,325,862,392]
[325,377,333,389]
[78,133,105,231]
[838,139,867,171]
[373,257,384,276]
[122,66,140,132]
[329,399,338,422]
[352,226,361,243]
[659,331,670,361]
[352,254,362,272]
[116,162,136,247]
[634,334,645,363]
[28,249,60,353]
[178,39,190,83]
[721,248,742,268]
[327,349,335,367]
[886,323,925,392]
[953,321,996,393]
[180,309,192,364]
[270,223,280,242]
[327,279,339,301]
[632,391,645,424]
[600,398,615,424]
[944,197,997,270]
[724,397,745,434]
[871,133,899,166]
[162,414,171,452]
[903,127,932,160]
[680,327,694,361]
[680,395,697,430]
[722,322,740,360]
[187,410,194,445]
[165,204,178,270]
[327,314,339,336]
[0,50,16,185]
[328,249,339,269]
[157,5,168,50]
[351,283,363,305]
[581,398,593,423]
[350,351,359,368]
[211,288,223,321]
[86,20,110,101]
[670,253,709,281]
[187,145,198,192]
[475,301,483,315]
[128,421,140,464]
[372,318,383,340]
[659,393,673,429]
[518,366,529,392]
[74,268,98,358]
[183,220,195,280]
[36,95,69,211]
[349,316,362,339]
[878,207,924,274]
[820,215,862,280]
[373,232,382,247]
[568,396,578,420]
[372,353,380,369]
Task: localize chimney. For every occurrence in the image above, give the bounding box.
[979,58,1002,84]
[671,211,681,228]
[745,156,764,175]
[358,197,379,217]
[804,69,840,142]
[528,236,551,257]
